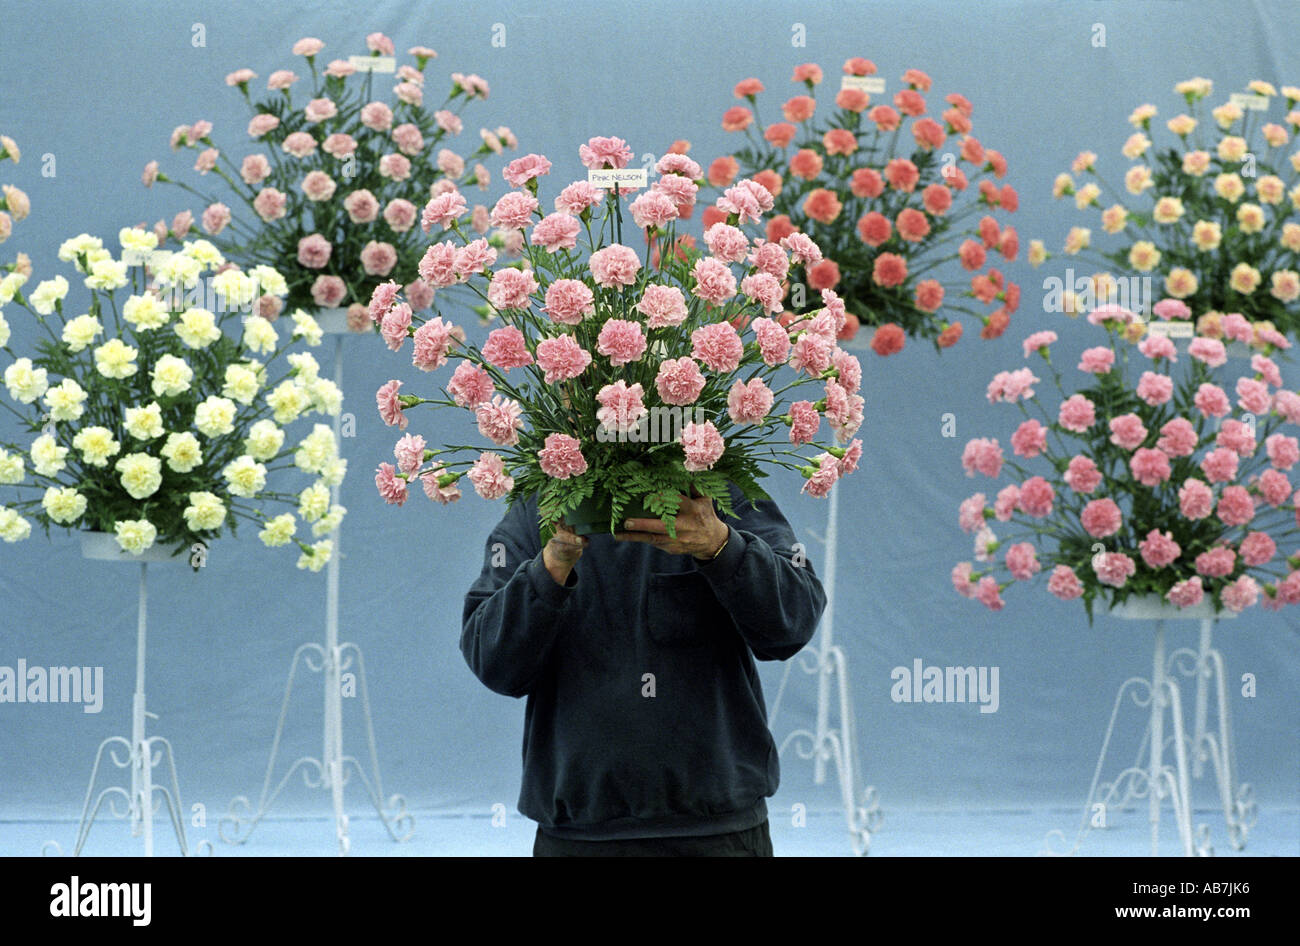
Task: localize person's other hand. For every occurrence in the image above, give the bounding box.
[543,522,587,585]
[615,494,729,560]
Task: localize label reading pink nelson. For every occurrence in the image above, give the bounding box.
[841,75,886,94]
[588,168,649,189]
[1228,92,1269,111]
[348,55,397,73]
[1147,320,1195,339]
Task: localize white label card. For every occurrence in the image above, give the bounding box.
[1147,319,1195,339]
[841,75,885,94]
[1229,92,1269,111]
[588,168,648,189]
[349,55,397,74]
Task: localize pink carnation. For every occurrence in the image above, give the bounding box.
[481,326,534,370]
[1157,418,1198,457]
[1108,413,1148,450]
[630,190,679,230]
[589,244,642,288]
[1216,419,1256,457]
[788,401,820,444]
[1048,565,1084,600]
[253,187,288,221]
[375,463,408,506]
[680,420,726,472]
[831,348,861,394]
[636,284,688,328]
[691,321,744,373]
[1064,455,1102,493]
[1131,447,1172,486]
[1010,419,1047,458]
[993,484,1019,521]
[790,332,834,376]
[579,136,633,170]
[489,190,539,230]
[952,562,977,598]
[1200,447,1239,483]
[538,434,587,480]
[380,303,412,352]
[802,453,841,499]
[1236,377,1271,415]
[1267,433,1300,470]
[311,275,346,308]
[376,379,408,430]
[753,317,791,366]
[1216,484,1255,526]
[704,223,750,263]
[1021,330,1057,358]
[421,191,469,232]
[1258,469,1294,507]
[986,368,1039,403]
[535,335,592,383]
[1017,476,1055,517]
[1140,334,1178,361]
[1093,551,1136,588]
[487,267,539,312]
[447,361,494,408]
[1081,497,1122,537]
[1005,542,1041,581]
[1137,371,1174,406]
[596,319,647,366]
[394,434,426,477]
[544,279,595,324]
[467,452,514,500]
[741,272,784,315]
[555,181,604,215]
[476,395,524,446]
[596,380,646,432]
[1139,529,1181,568]
[692,256,738,305]
[975,576,1005,611]
[1078,346,1115,374]
[657,357,707,406]
[453,239,497,276]
[1059,394,1097,432]
[361,240,397,276]
[412,317,455,371]
[503,153,552,188]
[962,438,1004,478]
[1239,531,1276,566]
[1193,383,1231,418]
[1220,576,1260,613]
[418,242,459,289]
[531,213,581,252]
[344,189,380,223]
[383,198,418,232]
[1189,337,1228,367]
[1195,546,1236,578]
[959,494,987,533]
[1179,478,1215,519]
[1167,576,1205,608]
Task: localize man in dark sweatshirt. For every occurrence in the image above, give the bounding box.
[461,483,826,856]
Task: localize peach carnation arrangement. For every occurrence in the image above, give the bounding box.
[708,58,1021,356]
[952,302,1299,619]
[369,136,865,539]
[1041,77,1300,343]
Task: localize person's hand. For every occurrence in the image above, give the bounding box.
[615,493,729,560]
[543,522,587,586]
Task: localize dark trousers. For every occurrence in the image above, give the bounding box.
[533,818,774,857]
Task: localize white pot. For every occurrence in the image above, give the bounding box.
[80,530,183,564]
[1109,594,1237,622]
[837,326,874,351]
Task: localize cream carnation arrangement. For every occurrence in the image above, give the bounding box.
[0,228,345,568]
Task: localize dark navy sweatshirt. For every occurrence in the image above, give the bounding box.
[461,484,827,840]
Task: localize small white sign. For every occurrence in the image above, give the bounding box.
[841,75,885,94]
[1146,319,1195,339]
[1229,92,1269,111]
[349,54,397,73]
[588,168,648,189]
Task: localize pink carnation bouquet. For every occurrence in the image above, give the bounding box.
[1039,77,1300,342]
[709,58,1021,356]
[952,302,1300,619]
[368,136,865,539]
[142,33,519,323]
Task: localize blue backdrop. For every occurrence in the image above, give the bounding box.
[1,0,1297,850]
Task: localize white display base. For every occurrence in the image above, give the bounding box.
[836,326,872,351]
[45,543,210,857]
[313,306,353,335]
[1042,596,1253,857]
[770,485,882,856]
[218,329,412,856]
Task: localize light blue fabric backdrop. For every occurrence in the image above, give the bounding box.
[0,0,1296,835]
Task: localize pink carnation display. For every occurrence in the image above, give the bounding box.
[142,34,521,322]
[368,137,865,537]
[953,303,1300,618]
[714,58,1021,354]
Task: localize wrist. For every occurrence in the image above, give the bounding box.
[693,524,730,561]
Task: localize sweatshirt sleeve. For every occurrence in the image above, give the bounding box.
[461,501,575,698]
[693,486,827,661]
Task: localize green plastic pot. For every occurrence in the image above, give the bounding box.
[562,493,653,536]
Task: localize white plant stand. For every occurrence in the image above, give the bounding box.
[43,533,210,857]
[219,309,412,856]
[1041,597,1253,857]
[770,483,883,856]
